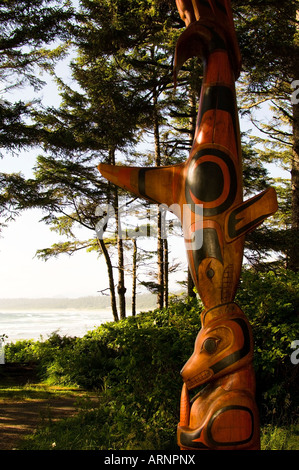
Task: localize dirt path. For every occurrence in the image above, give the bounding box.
[0,363,96,450]
[0,396,81,450]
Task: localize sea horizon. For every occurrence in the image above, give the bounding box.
[0,308,116,344]
[0,292,179,343]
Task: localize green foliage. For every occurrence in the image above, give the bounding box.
[236,268,299,424]
[261,423,299,451]
[5,339,37,363]
[0,0,73,154]
[5,269,299,449]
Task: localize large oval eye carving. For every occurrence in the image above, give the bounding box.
[202,337,218,354]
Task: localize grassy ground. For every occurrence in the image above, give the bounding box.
[1,382,298,450]
[0,364,98,450]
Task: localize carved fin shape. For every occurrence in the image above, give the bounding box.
[98,162,184,208]
[225,187,278,242]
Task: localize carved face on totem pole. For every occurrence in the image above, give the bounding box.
[181,304,254,389]
[98,0,278,451]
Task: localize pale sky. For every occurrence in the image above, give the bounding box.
[0,208,108,298]
[0,205,187,299]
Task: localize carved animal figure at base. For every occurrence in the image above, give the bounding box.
[177,302,260,450]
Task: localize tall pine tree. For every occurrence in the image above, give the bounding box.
[235,0,299,271]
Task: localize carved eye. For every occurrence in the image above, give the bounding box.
[206,268,215,279]
[202,337,218,354]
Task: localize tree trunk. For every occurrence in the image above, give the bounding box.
[117,234,126,318]
[289,104,299,272]
[157,210,164,308]
[132,238,137,316]
[164,238,169,307]
[97,238,119,322]
[153,84,164,309]
[289,10,299,272]
[109,147,126,318]
[114,185,126,319]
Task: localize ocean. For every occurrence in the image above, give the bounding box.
[0,309,115,344]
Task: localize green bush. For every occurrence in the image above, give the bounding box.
[5,339,38,363]
[261,423,299,450]
[236,268,299,424]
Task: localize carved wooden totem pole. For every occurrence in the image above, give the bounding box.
[98,0,278,450]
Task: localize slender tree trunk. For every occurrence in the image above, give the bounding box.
[95,148,120,322]
[109,147,126,318]
[153,84,164,309]
[97,238,119,322]
[289,102,299,272]
[164,238,169,307]
[116,205,126,319]
[113,180,126,319]
[289,9,299,272]
[132,238,137,316]
[157,211,164,308]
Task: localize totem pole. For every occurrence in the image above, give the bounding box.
[98,0,278,450]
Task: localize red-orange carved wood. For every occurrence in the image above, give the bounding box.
[98,0,278,450]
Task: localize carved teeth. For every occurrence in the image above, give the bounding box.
[186,369,212,388]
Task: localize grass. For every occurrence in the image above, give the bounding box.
[1,382,297,451]
[261,423,299,450]
[0,364,85,401]
[16,406,299,450]
[1,364,298,450]
[0,382,83,401]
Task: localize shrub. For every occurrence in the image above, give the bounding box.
[236,268,299,424]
